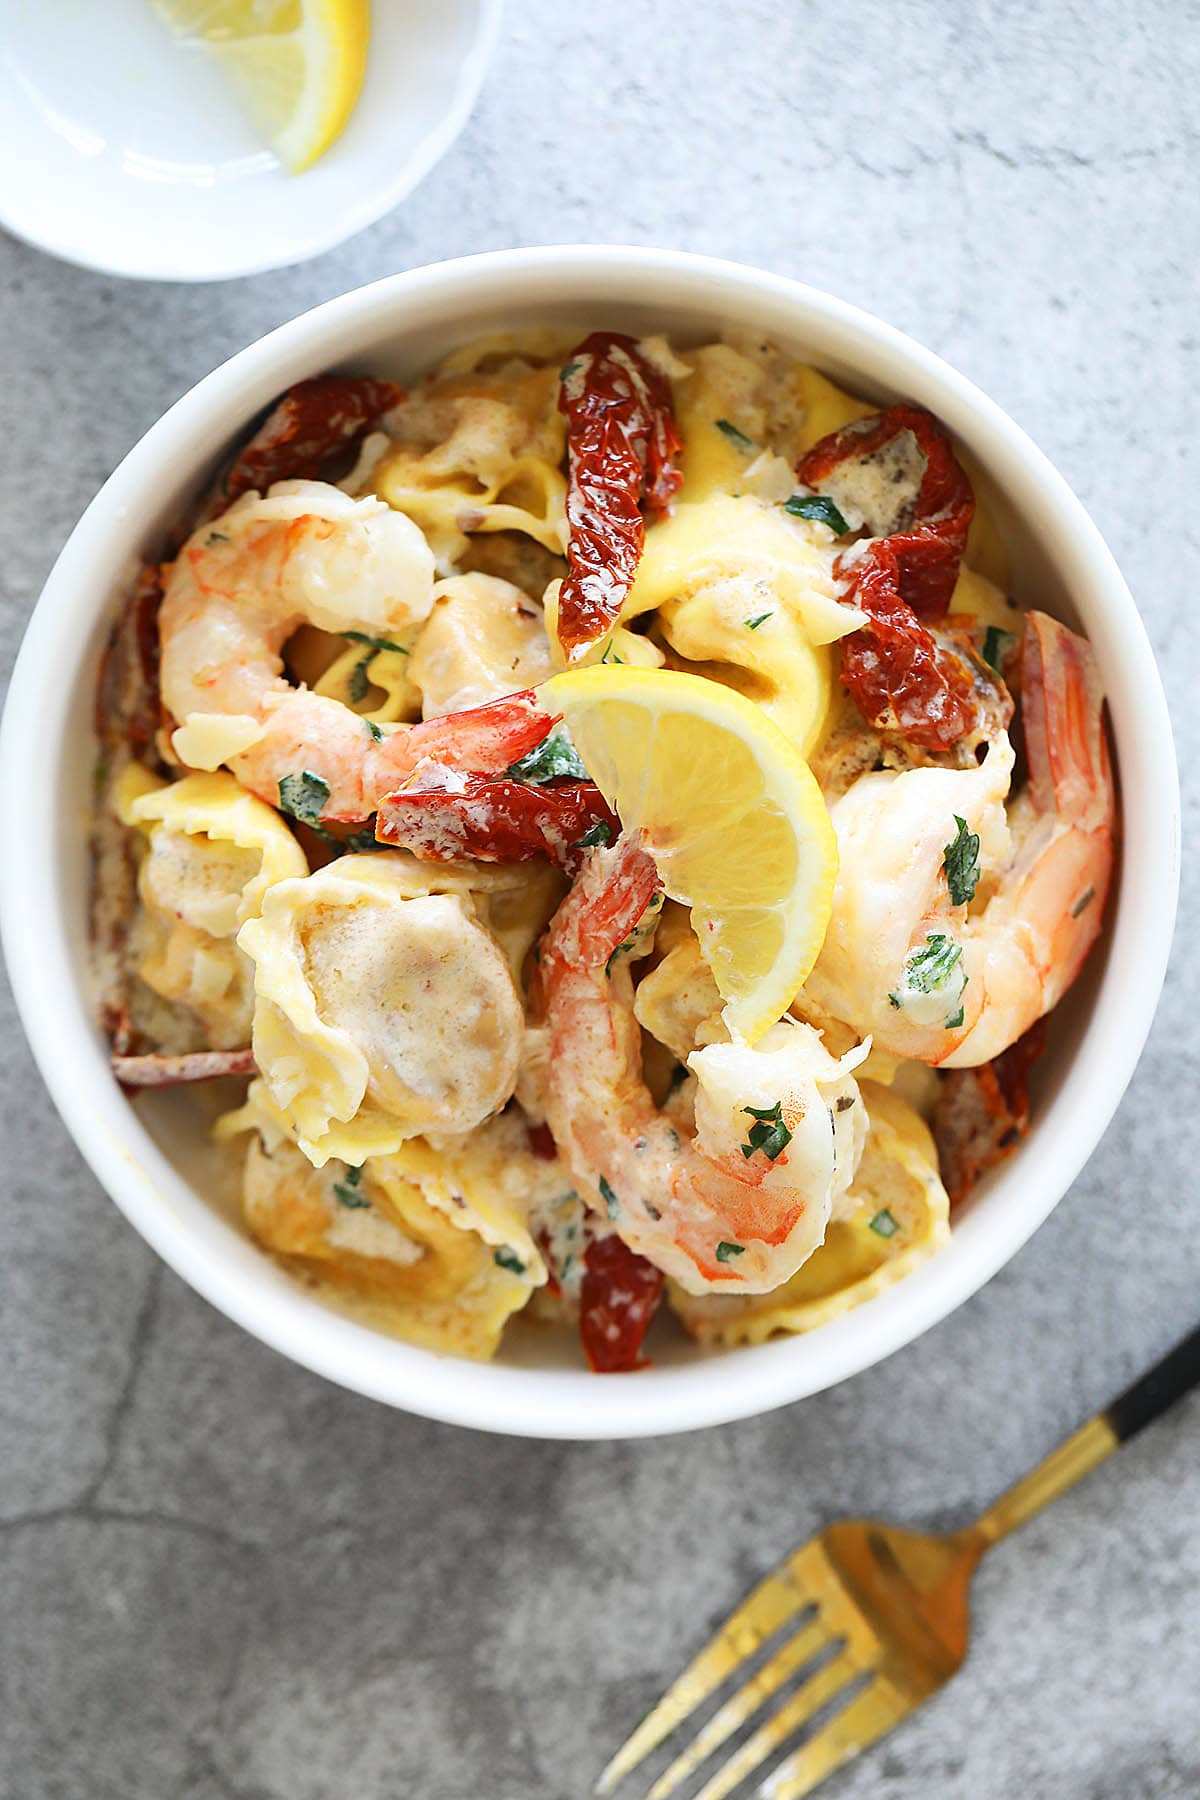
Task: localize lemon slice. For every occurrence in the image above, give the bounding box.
[152,0,369,173]
[542,666,837,1043]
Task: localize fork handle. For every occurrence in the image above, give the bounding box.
[972,1322,1200,1548]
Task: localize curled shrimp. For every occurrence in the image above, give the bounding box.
[804,611,1114,1067]
[539,835,869,1295]
[159,481,551,821]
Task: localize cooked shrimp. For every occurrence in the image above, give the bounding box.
[540,835,868,1294]
[159,481,549,821]
[804,612,1114,1067]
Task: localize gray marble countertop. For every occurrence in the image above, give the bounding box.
[2,4,1198,1797]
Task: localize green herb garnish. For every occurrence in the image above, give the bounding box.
[560,359,582,382]
[744,611,774,631]
[784,493,849,535]
[364,719,384,744]
[715,1241,745,1263]
[341,630,410,656]
[981,626,1015,673]
[715,418,754,452]
[600,637,624,665]
[599,1175,620,1219]
[332,1167,370,1210]
[278,769,331,827]
[898,933,963,995]
[507,732,589,783]
[945,1006,965,1029]
[348,655,371,705]
[943,815,981,906]
[719,417,755,453]
[868,1208,899,1238]
[1071,885,1095,918]
[573,820,612,851]
[740,1100,793,1162]
[340,824,385,853]
[205,529,230,546]
[494,1247,527,1275]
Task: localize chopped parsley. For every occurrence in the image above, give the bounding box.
[598,1175,620,1219]
[573,819,612,851]
[868,1208,899,1238]
[560,359,582,382]
[740,1100,793,1162]
[333,1167,370,1210]
[341,630,410,656]
[784,493,850,535]
[943,815,981,906]
[205,529,230,546]
[507,732,589,783]
[897,933,963,995]
[348,655,372,705]
[1071,885,1095,918]
[945,1006,965,1029]
[364,718,384,744]
[494,1247,527,1275]
[981,626,1015,674]
[339,824,384,853]
[715,1241,745,1263]
[715,418,754,452]
[278,769,330,827]
[744,611,774,630]
[600,637,624,665]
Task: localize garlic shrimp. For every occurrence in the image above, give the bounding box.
[804,611,1114,1067]
[539,836,868,1294]
[159,481,550,821]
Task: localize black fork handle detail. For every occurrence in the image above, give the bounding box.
[1104,1321,1200,1444]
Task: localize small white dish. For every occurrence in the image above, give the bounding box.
[0,248,1180,1437]
[0,0,500,282]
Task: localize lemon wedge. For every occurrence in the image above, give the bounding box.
[541,666,837,1043]
[152,0,369,173]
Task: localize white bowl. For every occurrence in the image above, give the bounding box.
[0,0,500,282]
[0,248,1179,1438]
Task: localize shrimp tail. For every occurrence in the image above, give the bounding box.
[1022,610,1112,831]
[374,689,557,790]
[547,833,662,971]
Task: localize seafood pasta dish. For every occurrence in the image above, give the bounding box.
[92,328,1114,1372]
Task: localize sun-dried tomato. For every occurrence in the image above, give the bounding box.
[95,562,165,761]
[798,405,979,753]
[376,771,617,871]
[579,1232,665,1373]
[207,375,402,518]
[836,541,980,751]
[556,332,683,659]
[932,1018,1046,1208]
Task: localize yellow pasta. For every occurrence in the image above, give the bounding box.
[116,768,307,1047]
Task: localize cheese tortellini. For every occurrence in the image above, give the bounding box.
[117,767,307,1047]
[231,1101,537,1359]
[236,854,551,1166]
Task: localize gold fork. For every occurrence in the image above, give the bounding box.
[597,1322,1200,1800]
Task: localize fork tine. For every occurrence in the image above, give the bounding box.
[642,1617,832,1800]
[753,1677,910,1800]
[594,1547,820,1794]
[687,1648,860,1800]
